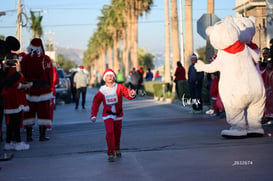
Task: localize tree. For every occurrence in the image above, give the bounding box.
[56,54,77,73]
[83,0,154,84]
[196,46,206,62]
[30,11,43,38]
[138,48,155,70]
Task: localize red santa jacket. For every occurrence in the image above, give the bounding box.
[91,83,136,121]
[51,66,59,96]
[21,53,53,102]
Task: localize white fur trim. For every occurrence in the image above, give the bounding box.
[4,105,30,114]
[38,119,52,126]
[23,118,35,126]
[26,92,54,102]
[103,72,116,81]
[102,115,123,121]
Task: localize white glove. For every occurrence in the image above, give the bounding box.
[90,116,96,123]
[194,60,205,72]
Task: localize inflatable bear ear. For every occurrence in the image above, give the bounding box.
[225,15,233,21]
[5,36,20,51]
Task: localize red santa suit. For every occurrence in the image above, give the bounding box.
[210,75,220,114]
[49,65,59,127]
[91,69,136,156]
[3,68,29,125]
[20,38,53,127]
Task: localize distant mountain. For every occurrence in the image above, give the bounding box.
[153,52,165,69]
[54,47,165,68]
[56,47,84,66]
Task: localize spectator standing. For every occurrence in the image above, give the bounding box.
[74,66,89,109]
[127,71,133,89]
[145,68,153,81]
[135,67,146,96]
[188,53,204,113]
[90,68,136,162]
[70,71,77,102]
[174,61,186,99]
[262,51,273,120]
[209,72,220,116]
[130,68,141,93]
[21,38,54,142]
[116,69,124,84]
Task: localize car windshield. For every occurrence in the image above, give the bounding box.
[57,69,65,79]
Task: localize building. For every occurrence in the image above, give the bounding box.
[233,0,271,50]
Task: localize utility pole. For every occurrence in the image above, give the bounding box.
[16,0,22,52]
[179,0,185,66]
[206,0,214,62]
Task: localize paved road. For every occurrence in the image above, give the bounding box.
[0,88,273,181]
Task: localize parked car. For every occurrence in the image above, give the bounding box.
[55,68,71,104]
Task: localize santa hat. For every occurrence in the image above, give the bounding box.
[27,38,45,57]
[103,68,116,81]
[191,53,198,59]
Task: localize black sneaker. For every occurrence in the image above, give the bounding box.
[115,149,122,158]
[108,153,114,162]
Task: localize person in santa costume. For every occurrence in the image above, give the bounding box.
[20,38,54,142]
[3,53,32,151]
[90,68,136,162]
[48,64,59,130]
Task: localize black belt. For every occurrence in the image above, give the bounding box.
[31,80,50,88]
[106,109,122,116]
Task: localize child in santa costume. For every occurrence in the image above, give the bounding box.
[209,72,220,116]
[90,68,136,162]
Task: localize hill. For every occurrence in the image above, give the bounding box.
[56,47,84,66]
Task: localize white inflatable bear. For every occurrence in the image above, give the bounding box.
[195,17,265,137]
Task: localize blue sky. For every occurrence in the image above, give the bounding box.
[0,0,235,53]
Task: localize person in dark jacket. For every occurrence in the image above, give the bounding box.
[188,53,204,113]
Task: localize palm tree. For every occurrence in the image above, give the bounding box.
[84,0,153,83]
[30,11,43,38]
[164,0,171,83]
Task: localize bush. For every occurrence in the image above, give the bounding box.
[140,79,210,104]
